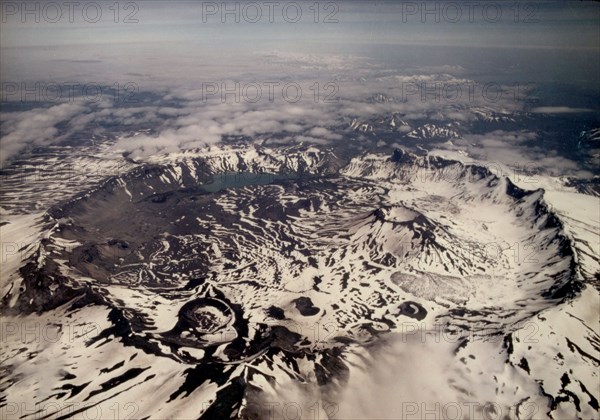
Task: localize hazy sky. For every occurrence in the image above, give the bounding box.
[2,1,599,89]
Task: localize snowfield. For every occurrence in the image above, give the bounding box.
[1,145,598,419]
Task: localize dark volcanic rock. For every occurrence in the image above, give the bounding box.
[266,305,285,320]
[397,301,427,321]
[292,297,320,316]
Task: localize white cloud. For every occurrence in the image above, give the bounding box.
[437,130,594,178]
[1,103,86,163]
[307,127,342,140]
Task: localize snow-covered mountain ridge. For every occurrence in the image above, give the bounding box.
[1,146,598,419]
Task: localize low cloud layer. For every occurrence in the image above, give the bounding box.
[435,130,595,178]
[256,332,540,420]
[1,103,85,161]
[1,51,596,180]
